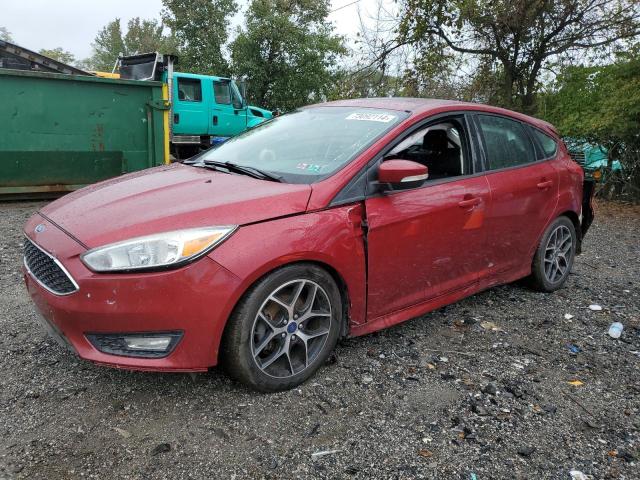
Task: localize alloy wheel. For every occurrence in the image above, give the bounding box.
[250,279,332,378]
[543,225,572,284]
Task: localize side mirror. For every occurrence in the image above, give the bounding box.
[378,159,429,190]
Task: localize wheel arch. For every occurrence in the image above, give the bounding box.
[303,260,351,339]
[558,210,583,254]
[215,258,353,365]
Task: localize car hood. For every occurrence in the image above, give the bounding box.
[38,163,312,248]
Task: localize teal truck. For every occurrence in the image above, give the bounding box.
[0,42,273,197]
[118,53,273,158]
[566,139,622,182]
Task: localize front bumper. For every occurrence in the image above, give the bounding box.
[23,215,242,372]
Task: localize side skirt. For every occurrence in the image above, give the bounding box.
[350,282,480,337]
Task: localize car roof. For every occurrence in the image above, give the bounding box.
[311,97,558,136]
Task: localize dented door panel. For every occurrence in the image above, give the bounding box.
[364,175,490,320]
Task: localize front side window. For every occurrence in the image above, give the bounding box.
[177,78,202,102]
[198,107,407,183]
[230,83,244,109]
[384,120,468,180]
[213,80,231,104]
[477,115,535,170]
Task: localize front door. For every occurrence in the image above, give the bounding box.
[211,79,247,137]
[173,76,208,135]
[364,117,490,320]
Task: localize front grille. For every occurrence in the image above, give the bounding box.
[24,238,78,295]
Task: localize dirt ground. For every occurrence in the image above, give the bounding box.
[0,200,638,480]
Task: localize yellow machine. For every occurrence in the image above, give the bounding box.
[91,71,120,79]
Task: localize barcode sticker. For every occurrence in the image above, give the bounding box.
[346,112,396,123]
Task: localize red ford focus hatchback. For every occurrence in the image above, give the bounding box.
[24,98,594,391]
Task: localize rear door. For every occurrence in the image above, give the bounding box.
[474,114,558,285]
[211,79,247,137]
[173,76,208,135]
[364,115,490,319]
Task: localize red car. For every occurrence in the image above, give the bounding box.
[23,98,594,391]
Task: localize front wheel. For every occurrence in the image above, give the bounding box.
[529,216,576,292]
[221,264,342,392]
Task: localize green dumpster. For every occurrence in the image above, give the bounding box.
[0,69,169,198]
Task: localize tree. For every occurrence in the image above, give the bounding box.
[39,48,76,65]
[86,18,178,72]
[230,0,346,111]
[0,26,12,42]
[396,0,640,113]
[87,19,126,71]
[347,0,498,103]
[124,17,179,56]
[541,46,640,197]
[162,0,237,75]
[329,68,403,99]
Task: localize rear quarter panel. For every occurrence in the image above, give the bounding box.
[554,144,585,219]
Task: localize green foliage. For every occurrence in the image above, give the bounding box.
[162,0,237,76]
[542,50,640,144]
[86,18,177,71]
[38,48,76,65]
[541,47,640,197]
[230,0,346,111]
[0,26,12,42]
[87,19,126,71]
[398,0,640,113]
[124,18,179,56]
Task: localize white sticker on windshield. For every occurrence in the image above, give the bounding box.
[346,112,396,123]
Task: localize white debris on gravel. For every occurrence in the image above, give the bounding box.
[311,449,342,460]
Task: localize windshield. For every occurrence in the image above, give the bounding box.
[198,106,406,183]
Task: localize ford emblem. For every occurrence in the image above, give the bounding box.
[35,224,46,233]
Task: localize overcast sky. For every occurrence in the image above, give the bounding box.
[2,0,388,61]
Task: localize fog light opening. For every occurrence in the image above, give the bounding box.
[124,336,172,351]
[86,331,183,358]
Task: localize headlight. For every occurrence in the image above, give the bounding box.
[81,226,236,272]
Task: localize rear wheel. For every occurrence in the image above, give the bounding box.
[221,264,341,392]
[529,216,576,292]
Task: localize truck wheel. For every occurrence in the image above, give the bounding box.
[529,216,576,292]
[221,264,341,392]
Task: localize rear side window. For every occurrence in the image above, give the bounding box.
[213,81,231,104]
[177,78,202,102]
[531,128,558,158]
[477,115,536,170]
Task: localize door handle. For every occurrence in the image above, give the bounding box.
[213,115,218,126]
[458,197,481,208]
[173,113,179,124]
[537,179,553,189]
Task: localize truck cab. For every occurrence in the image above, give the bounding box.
[118,53,273,159]
[172,72,271,143]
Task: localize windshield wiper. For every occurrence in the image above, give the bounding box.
[202,160,282,182]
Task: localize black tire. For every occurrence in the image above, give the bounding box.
[529,216,576,292]
[220,263,342,392]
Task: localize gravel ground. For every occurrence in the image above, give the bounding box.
[0,200,638,480]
